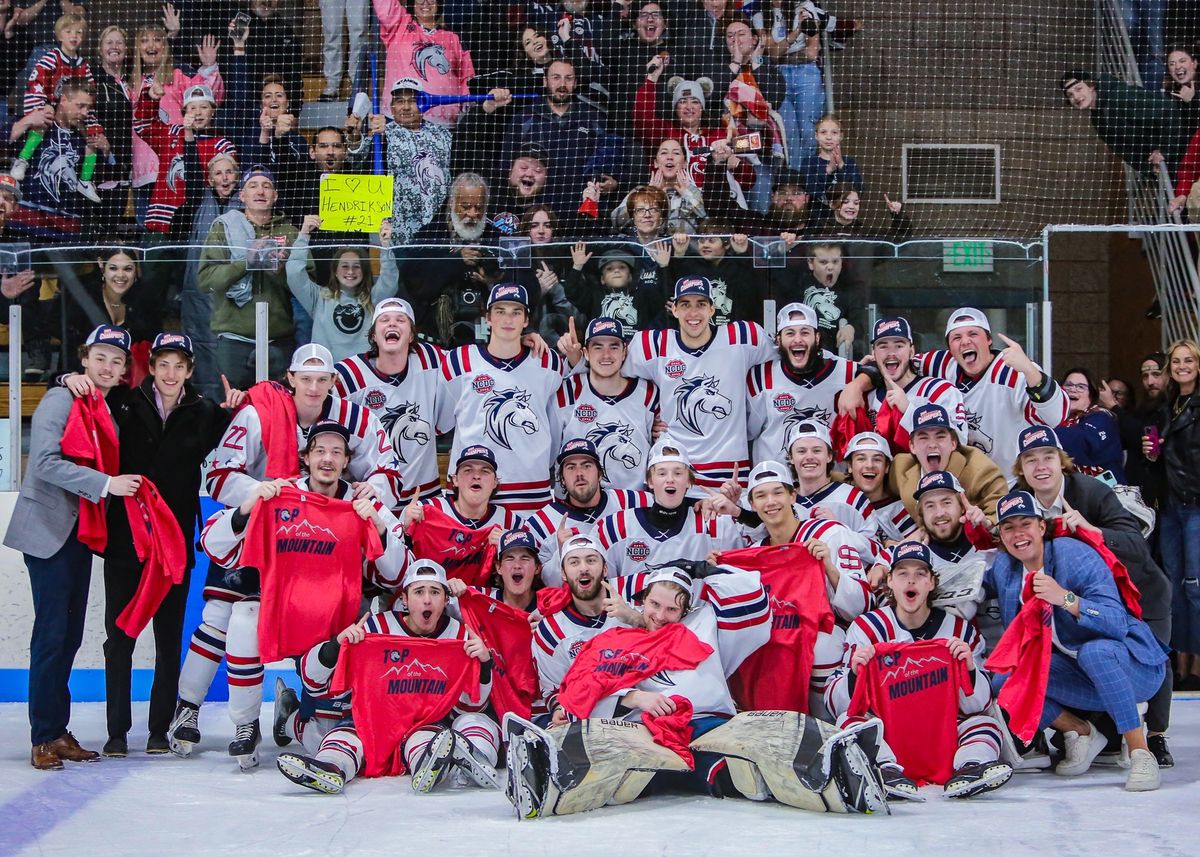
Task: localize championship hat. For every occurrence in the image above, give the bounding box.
[910,403,953,434]
[556,437,602,467]
[85,324,132,354]
[672,275,712,301]
[487,283,530,310]
[996,490,1040,523]
[871,316,912,344]
[913,470,964,500]
[150,332,193,357]
[305,419,352,447]
[498,529,538,558]
[890,540,934,570]
[1017,425,1063,456]
[456,444,497,470]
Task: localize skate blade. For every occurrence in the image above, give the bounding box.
[277,756,343,794]
[944,764,1014,799]
[235,751,260,771]
[411,730,455,793]
[169,738,195,759]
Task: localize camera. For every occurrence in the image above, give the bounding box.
[799,17,820,37]
[455,285,483,318]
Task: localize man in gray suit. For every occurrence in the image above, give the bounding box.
[5,325,145,770]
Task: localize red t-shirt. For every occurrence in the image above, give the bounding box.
[456,587,537,721]
[407,504,496,586]
[60,391,120,553]
[719,543,834,714]
[985,574,1052,744]
[330,635,479,777]
[116,479,186,637]
[242,486,383,663]
[847,639,973,784]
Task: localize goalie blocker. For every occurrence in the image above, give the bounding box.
[502,710,889,819]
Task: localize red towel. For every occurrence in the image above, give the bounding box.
[718,543,834,714]
[846,639,973,784]
[242,381,300,479]
[643,695,695,767]
[557,623,713,720]
[330,635,479,777]
[985,574,1052,743]
[407,505,497,586]
[116,479,187,637]
[456,587,538,721]
[60,390,120,553]
[242,486,384,662]
[1053,521,1142,619]
[831,403,909,459]
[536,585,573,617]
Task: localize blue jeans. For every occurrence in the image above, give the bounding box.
[1159,502,1200,655]
[1116,0,1167,88]
[777,63,825,167]
[26,533,93,744]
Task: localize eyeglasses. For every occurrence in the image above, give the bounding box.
[633,206,661,216]
[638,11,663,19]
[1061,381,1089,391]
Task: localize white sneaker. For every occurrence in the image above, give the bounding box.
[1055,723,1105,776]
[1124,748,1161,792]
[77,181,101,203]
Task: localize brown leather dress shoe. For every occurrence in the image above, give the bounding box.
[50,732,100,762]
[31,743,64,770]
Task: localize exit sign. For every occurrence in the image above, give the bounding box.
[943,240,994,272]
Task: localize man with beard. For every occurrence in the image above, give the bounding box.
[400,172,503,344]
[705,167,809,238]
[502,59,623,215]
[1118,352,1168,511]
[843,431,916,544]
[555,317,661,490]
[890,403,1007,522]
[747,302,857,464]
[524,438,652,585]
[334,298,446,503]
[533,533,637,725]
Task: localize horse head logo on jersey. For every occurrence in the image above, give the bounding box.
[803,286,841,329]
[382,401,432,463]
[414,149,444,196]
[674,375,731,434]
[36,137,82,203]
[964,407,994,455]
[165,153,186,193]
[414,43,450,80]
[586,421,641,474]
[484,388,540,450]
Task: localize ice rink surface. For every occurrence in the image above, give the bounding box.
[0,700,1197,857]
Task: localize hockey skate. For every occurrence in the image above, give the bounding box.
[943,760,1013,799]
[168,701,201,758]
[450,729,502,789]
[229,720,262,771]
[410,727,457,793]
[880,766,923,802]
[277,752,345,794]
[504,715,555,819]
[273,678,299,747]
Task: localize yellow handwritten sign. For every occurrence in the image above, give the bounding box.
[318,174,394,231]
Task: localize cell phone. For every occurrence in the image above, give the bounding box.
[231,11,251,39]
[1144,425,1161,457]
[730,132,762,153]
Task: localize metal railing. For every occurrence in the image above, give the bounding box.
[1096,0,1200,345]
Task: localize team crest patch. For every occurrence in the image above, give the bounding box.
[473,374,496,394]
[627,541,651,561]
[772,393,795,413]
[364,390,386,409]
[665,359,687,379]
[574,404,598,423]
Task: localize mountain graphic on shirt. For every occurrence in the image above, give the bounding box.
[381,659,449,679]
[275,520,338,540]
[881,654,948,682]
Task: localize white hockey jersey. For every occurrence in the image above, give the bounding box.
[795,481,880,543]
[555,375,660,491]
[825,605,991,718]
[746,354,857,463]
[533,606,632,713]
[205,394,403,509]
[587,567,771,719]
[625,323,775,488]
[334,344,446,502]
[523,489,652,586]
[873,497,918,544]
[866,376,968,447]
[768,517,877,624]
[438,345,565,512]
[918,350,1068,478]
[597,503,750,576]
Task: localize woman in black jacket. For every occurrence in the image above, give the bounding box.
[63,333,238,755]
[64,249,161,383]
[92,26,136,232]
[1145,339,1200,693]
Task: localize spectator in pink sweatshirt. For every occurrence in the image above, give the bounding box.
[373,0,474,126]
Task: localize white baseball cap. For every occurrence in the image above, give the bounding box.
[843,431,893,461]
[635,565,698,603]
[288,343,336,373]
[183,84,216,106]
[786,419,832,453]
[776,302,819,333]
[561,533,605,563]
[372,297,415,325]
[944,307,991,339]
[646,435,692,471]
[401,558,449,591]
[746,460,794,496]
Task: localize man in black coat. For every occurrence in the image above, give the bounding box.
[61,333,237,756]
[1014,425,1174,767]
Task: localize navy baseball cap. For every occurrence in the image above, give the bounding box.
[487,283,530,310]
[996,490,1040,523]
[150,332,194,357]
[1017,425,1063,456]
[85,324,132,354]
[456,444,497,470]
[557,437,602,467]
[872,316,912,344]
[673,275,712,301]
[911,403,953,434]
[240,164,275,187]
[913,470,964,500]
[306,419,352,447]
[585,317,625,343]
[891,540,933,570]
[499,529,538,558]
